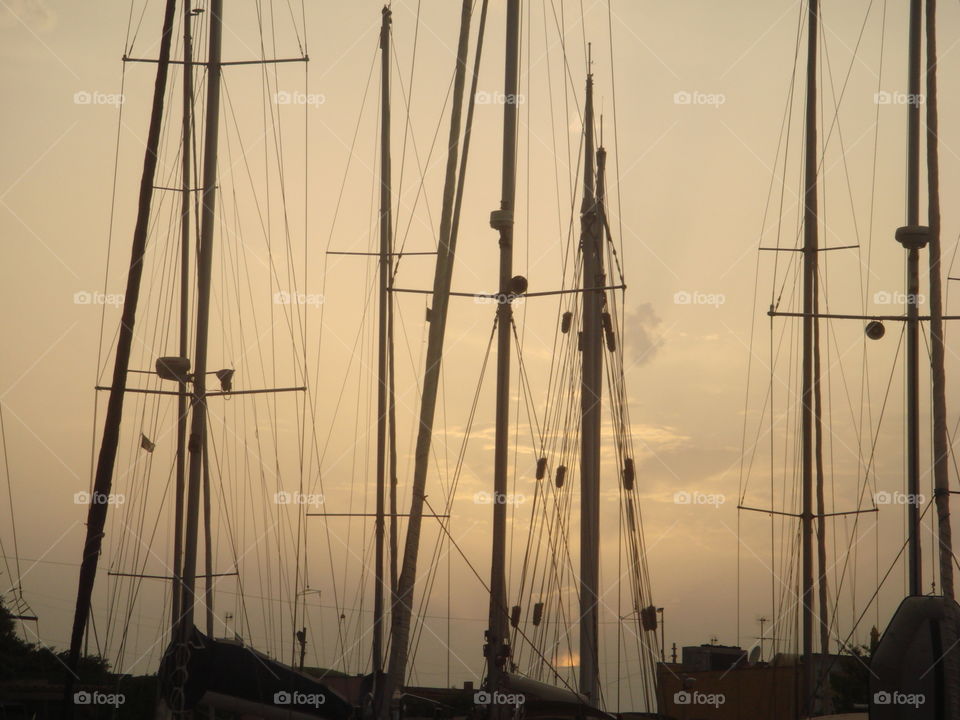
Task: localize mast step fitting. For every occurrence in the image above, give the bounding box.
[895,225,929,250]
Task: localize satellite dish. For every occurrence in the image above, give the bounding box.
[748,646,761,665]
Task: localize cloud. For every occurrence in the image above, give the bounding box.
[623,303,663,365]
[0,0,56,32]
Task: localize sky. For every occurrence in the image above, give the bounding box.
[4,0,960,711]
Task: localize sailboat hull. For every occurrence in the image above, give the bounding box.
[870,595,960,719]
[158,632,354,719]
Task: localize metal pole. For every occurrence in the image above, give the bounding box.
[373,3,392,687]
[172,0,196,636]
[800,1,819,716]
[178,0,224,648]
[62,1,178,715]
[578,71,603,707]
[486,1,521,710]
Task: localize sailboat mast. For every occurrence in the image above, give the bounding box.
[374,3,392,682]
[177,0,224,645]
[62,0,179,714]
[800,0,819,716]
[379,3,473,715]
[925,0,955,601]
[578,68,603,706]
[486,0,521,704]
[901,0,924,600]
[172,0,197,635]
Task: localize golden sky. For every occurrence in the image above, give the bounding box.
[3,0,960,707]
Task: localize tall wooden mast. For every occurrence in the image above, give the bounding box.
[925,0,955,602]
[177,0,224,650]
[172,0,197,635]
[800,0,819,715]
[901,0,925,600]
[486,0,521,709]
[379,3,473,715]
[578,68,603,706]
[373,2,393,688]
[61,1,179,715]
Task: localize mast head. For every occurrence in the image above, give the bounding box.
[381,5,392,45]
